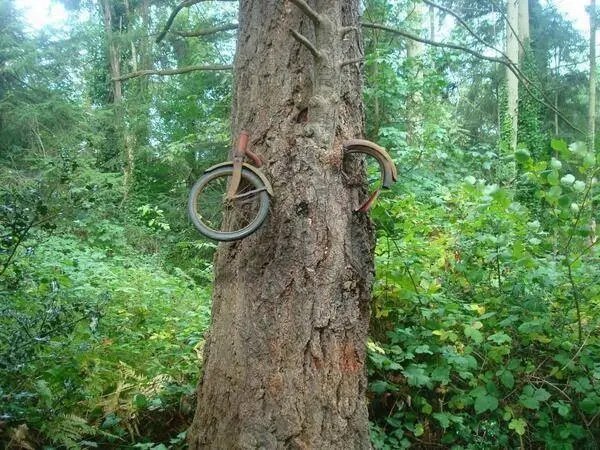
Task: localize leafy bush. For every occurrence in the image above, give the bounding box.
[1,229,211,448]
[367,140,600,449]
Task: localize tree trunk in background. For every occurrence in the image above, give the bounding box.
[429,5,435,41]
[100,0,135,204]
[517,0,529,58]
[187,0,373,448]
[589,0,596,152]
[406,0,425,147]
[506,0,519,152]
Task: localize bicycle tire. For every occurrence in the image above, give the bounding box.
[188,166,270,241]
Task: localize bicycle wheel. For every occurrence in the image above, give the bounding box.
[188,166,270,241]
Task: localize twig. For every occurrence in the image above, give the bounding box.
[566,262,583,346]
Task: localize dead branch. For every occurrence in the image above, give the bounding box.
[173,23,238,38]
[290,29,322,59]
[288,0,322,24]
[155,0,236,43]
[115,64,232,81]
[360,21,586,136]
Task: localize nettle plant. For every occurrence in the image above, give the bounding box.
[367,140,600,449]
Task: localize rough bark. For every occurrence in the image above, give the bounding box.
[187,0,373,449]
[506,0,519,152]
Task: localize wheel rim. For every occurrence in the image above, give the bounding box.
[191,170,266,235]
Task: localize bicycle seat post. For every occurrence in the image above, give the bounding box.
[227,131,250,199]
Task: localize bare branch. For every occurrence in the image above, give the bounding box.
[289,0,322,24]
[115,64,233,81]
[155,0,236,43]
[173,23,238,38]
[290,29,322,59]
[360,22,586,137]
[423,0,507,61]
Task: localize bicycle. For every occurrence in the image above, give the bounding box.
[188,131,273,241]
[188,132,396,242]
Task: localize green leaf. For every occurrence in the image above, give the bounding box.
[370,380,396,394]
[464,325,483,344]
[474,394,498,414]
[431,366,450,385]
[403,364,431,387]
[580,395,600,414]
[488,332,512,345]
[509,418,527,436]
[551,139,568,153]
[433,412,451,429]
[515,148,531,163]
[547,185,562,200]
[414,423,424,437]
[552,401,571,417]
[519,385,550,409]
[547,170,560,186]
[414,344,433,354]
[498,370,515,389]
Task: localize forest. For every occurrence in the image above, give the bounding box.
[1,0,599,448]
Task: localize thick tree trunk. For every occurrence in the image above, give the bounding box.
[187,1,373,449]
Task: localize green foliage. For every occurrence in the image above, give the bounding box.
[1,223,211,447]
[2,0,599,447]
[367,137,600,448]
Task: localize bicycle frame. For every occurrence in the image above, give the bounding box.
[202,131,274,198]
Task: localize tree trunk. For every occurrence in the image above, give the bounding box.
[100,0,135,204]
[406,1,425,147]
[517,0,529,59]
[187,1,374,449]
[506,0,519,152]
[589,0,597,152]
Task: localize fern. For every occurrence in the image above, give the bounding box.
[40,414,116,450]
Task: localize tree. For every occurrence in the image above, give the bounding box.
[185,0,374,447]
[505,0,519,152]
[589,0,597,151]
